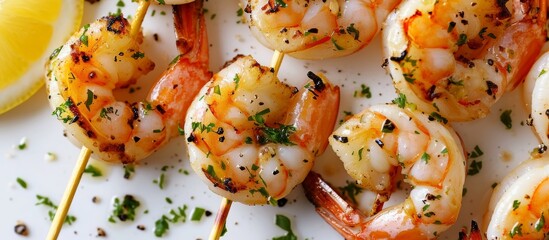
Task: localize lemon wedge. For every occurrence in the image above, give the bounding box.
[0,0,83,114]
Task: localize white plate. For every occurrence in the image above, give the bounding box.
[0,0,541,239]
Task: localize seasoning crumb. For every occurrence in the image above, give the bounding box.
[45,152,57,162]
[137,225,146,231]
[96,227,106,237]
[14,222,29,236]
[92,196,100,204]
[277,198,288,207]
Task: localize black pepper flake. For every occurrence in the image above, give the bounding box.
[136,225,146,231]
[426,85,441,101]
[487,59,494,66]
[307,71,326,92]
[375,139,384,148]
[92,196,100,203]
[216,127,224,135]
[284,39,290,44]
[187,133,196,142]
[538,144,547,154]
[390,50,407,62]
[277,198,288,207]
[307,28,318,33]
[205,210,212,217]
[273,169,280,175]
[486,81,498,96]
[381,58,389,68]
[133,136,141,143]
[332,135,348,143]
[153,33,159,41]
[545,109,549,118]
[97,227,106,237]
[238,166,245,171]
[88,71,96,79]
[14,223,28,236]
[156,105,166,114]
[219,136,225,142]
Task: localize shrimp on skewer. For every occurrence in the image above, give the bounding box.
[241,0,401,60]
[303,104,466,239]
[383,0,546,121]
[184,55,340,205]
[523,51,549,148]
[46,1,211,163]
[484,155,549,239]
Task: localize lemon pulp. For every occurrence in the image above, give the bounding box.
[0,0,83,114]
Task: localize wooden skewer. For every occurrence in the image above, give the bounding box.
[208,51,285,240]
[45,1,151,239]
[46,147,91,240]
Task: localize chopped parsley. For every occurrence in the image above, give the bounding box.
[108,195,140,223]
[169,55,181,66]
[539,69,547,77]
[190,207,206,221]
[354,84,372,98]
[467,159,482,176]
[429,112,448,124]
[273,214,298,240]
[392,93,408,108]
[16,177,27,189]
[331,37,344,50]
[275,0,287,8]
[469,145,484,158]
[512,200,520,211]
[510,222,523,238]
[346,23,360,40]
[535,213,545,232]
[248,108,296,145]
[338,181,362,204]
[131,51,145,59]
[17,137,27,150]
[234,74,240,90]
[83,164,102,177]
[123,164,135,179]
[153,173,166,189]
[49,45,63,60]
[456,33,468,46]
[192,122,216,133]
[500,110,512,129]
[36,195,77,225]
[80,24,90,46]
[421,152,431,163]
[154,205,188,237]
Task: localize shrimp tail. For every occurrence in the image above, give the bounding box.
[303,171,366,240]
[148,0,212,138]
[173,0,208,66]
[501,0,547,90]
[286,72,340,155]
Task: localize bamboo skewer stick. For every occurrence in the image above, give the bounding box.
[45,1,151,239]
[208,51,285,240]
[46,147,91,240]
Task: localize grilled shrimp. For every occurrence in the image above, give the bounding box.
[241,0,401,60]
[46,1,211,163]
[383,0,546,121]
[303,104,466,239]
[523,51,549,148]
[484,155,549,239]
[184,55,340,205]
